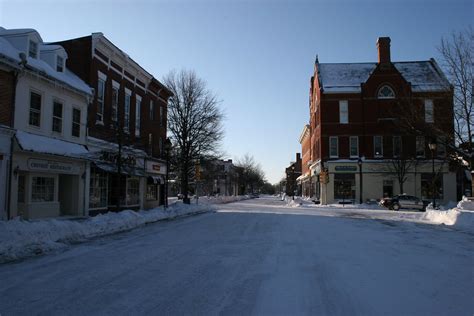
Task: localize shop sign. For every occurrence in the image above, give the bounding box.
[146,161,166,175]
[28,159,80,174]
[335,166,357,172]
[100,151,136,167]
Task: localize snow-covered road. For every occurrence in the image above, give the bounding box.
[0,196,472,315]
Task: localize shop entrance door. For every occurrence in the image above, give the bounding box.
[58,174,79,216]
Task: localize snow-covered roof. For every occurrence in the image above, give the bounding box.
[39,44,64,52]
[318,63,376,93]
[16,131,89,158]
[394,61,450,92]
[318,61,450,93]
[87,136,147,157]
[0,30,92,96]
[0,27,42,41]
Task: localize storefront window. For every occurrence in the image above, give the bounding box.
[127,178,140,205]
[421,173,443,200]
[147,184,158,200]
[31,177,54,202]
[89,167,108,208]
[334,173,355,200]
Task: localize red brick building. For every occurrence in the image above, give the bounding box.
[54,33,172,213]
[303,37,456,204]
[285,153,302,196]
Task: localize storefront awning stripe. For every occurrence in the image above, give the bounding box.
[148,175,163,184]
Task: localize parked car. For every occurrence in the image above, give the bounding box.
[379,194,428,211]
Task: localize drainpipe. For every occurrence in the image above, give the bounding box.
[6,70,18,220]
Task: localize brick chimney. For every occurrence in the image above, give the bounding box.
[377,37,391,64]
[296,153,301,161]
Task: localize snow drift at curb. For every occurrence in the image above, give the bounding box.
[0,203,214,263]
[421,197,474,232]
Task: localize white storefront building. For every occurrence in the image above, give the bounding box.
[0,27,93,219]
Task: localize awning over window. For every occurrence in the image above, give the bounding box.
[15,130,89,159]
[148,175,163,185]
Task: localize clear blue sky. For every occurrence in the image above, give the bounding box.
[1,0,472,183]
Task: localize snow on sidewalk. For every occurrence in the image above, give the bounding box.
[0,203,214,264]
[284,195,474,232]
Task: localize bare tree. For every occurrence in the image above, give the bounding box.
[387,155,417,195]
[235,154,265,194]
[439,28,473,163]
[164,70,225,203]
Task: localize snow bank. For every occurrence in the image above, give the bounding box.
[192,195,252,205]
[0,203,213,263]
[421,197,474,232]
[285,197,304,207]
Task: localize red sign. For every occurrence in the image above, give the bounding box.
[152,165,161,171]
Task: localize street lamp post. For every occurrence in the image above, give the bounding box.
[428,140,437,209]
[164,138,172,209]
[358,157,363,204]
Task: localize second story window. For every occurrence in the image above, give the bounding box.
[135,96,141,137]
[329,136,338,158]
[97,78,105,123]
[28,40,38,59]
[72,108,81,137]
[124,90,131,133]
[159,137,163,156]
[111,82,119,123]
[377,85,395,99]
[150,101,154,120]
[52,101,63,133]
[56,56,64,72]
[393,136,402,157]
[424,99,434,123]
[29,91,41,127]
[350,136,358,157]
[148,133,153,155]
[339,100,348,124]
[374,136,383,157]
[416,136,425,157]
[160,106,164,127]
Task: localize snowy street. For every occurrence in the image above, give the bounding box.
[0,196,472,315]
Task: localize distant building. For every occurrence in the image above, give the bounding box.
[198,159,238,196]
[285,153,301,196]
[305,37,456,204]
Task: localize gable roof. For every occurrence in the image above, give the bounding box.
[317,60,450,93]
[0,30,92,96]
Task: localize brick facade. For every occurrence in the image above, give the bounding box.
[303,37,456,203]
[0,69,14,127]
[54,35,172,160]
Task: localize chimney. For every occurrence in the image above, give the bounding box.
[296,153,301,161]
[377,37,391,64]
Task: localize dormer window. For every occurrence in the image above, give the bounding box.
[29,40,38,59]
[56,55,64,72]
[377,85,395,99]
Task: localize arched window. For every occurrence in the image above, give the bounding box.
[377,85,395,99]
